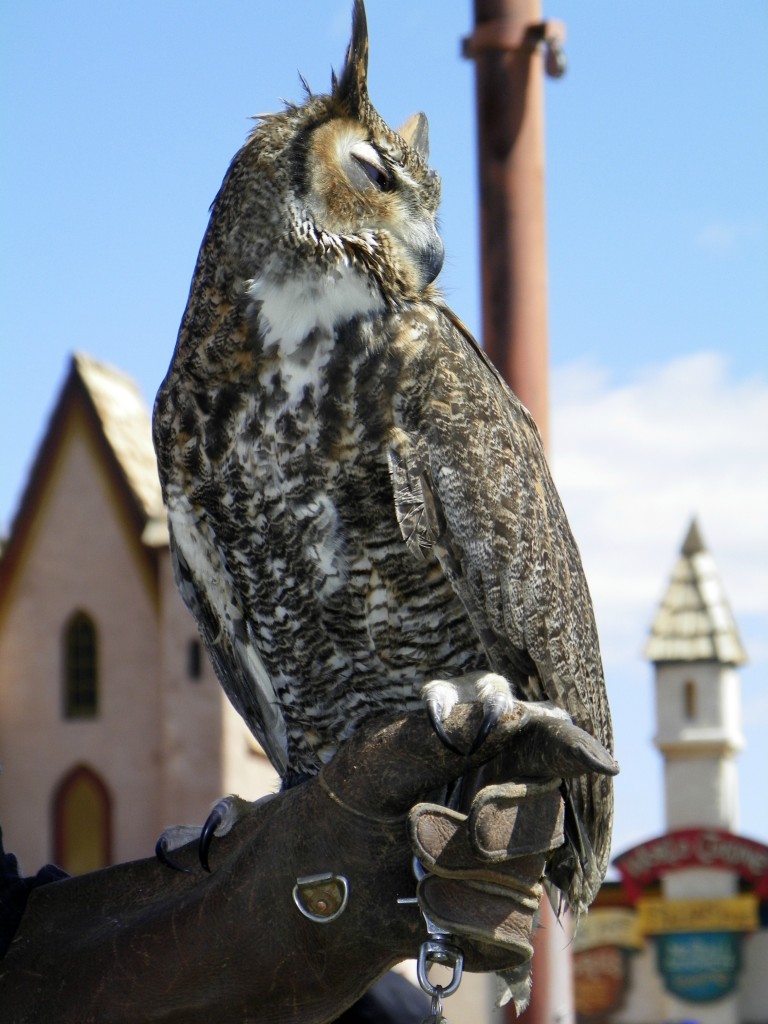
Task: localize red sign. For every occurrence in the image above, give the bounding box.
[614,829,768,902]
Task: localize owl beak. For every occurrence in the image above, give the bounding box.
[334,0,370,117]
[412,227,445,288]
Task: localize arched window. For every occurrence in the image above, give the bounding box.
[62,611,98,718]
[52,765,111,874]
[683,679,698,721]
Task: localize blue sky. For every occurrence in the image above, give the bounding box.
[1,2,766,862]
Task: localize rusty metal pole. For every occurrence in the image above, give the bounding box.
[463,3,573,1022]
[463,0,564,448]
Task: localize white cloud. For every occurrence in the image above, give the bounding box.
[551,352,768,641]
[549,352,768,853]
[693,219,762,254]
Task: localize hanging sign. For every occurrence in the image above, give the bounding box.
[573,907,644,952]
[655,931,743,1003]
[614,828,768,902]
[574,945,630,1020]
[573,909,643,1022]
[637,894,759,935]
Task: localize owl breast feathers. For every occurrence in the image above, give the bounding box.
[153,0,614,913]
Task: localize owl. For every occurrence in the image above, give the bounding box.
[153,0,614,913]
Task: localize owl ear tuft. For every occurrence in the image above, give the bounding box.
[398,113,430,162]
[334,0,369,116]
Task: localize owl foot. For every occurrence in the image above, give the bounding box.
[155,796,251,874]
[422,671,516,755]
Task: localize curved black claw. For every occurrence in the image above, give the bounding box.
[155,836,192,874]
[198,807,224,873]
[467,706,501,755]
[427,705,466,756]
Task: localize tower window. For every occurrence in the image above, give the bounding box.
[683,679,697,721]
[188,639,203,680]
[63,611,98,718]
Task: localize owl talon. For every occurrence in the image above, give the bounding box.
[468,705,500,755]
[427,704,466,756]
[199,806,224,873]
[197,795,249,872]
[155,836,192,874]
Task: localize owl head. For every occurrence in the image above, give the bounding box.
[205,0,444,304]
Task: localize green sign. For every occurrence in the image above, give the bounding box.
[655,932,742,1002]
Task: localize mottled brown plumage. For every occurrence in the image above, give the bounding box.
[153,0,614,913]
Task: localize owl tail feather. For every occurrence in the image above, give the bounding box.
[495,962,533,1014]
[544,780,598,921]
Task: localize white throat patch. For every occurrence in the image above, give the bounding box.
[247,263,383,358]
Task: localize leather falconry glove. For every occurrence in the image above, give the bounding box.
[0,702,616,1024]
[410,774,566,1014]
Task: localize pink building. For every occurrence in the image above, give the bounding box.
[0,353,279,876]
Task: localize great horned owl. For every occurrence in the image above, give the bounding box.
[153,0,614,913]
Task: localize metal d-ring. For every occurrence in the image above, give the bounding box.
[292,872,349,923]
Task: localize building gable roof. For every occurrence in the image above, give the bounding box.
[72,353,163,521]
[645,518,747,666]
[0,353,165,615]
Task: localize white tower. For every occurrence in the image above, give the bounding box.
[646,517,747,835]
[645,519,749,1024]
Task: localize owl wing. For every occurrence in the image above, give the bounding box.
[168,526,290,778]
[388,305,613,904]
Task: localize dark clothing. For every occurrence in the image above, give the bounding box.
[0,828,68,958]
[336,971,430,1023]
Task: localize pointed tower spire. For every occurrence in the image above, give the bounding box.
[645,517,747,666]
[681,515,705,557]
[647,518,747,834]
